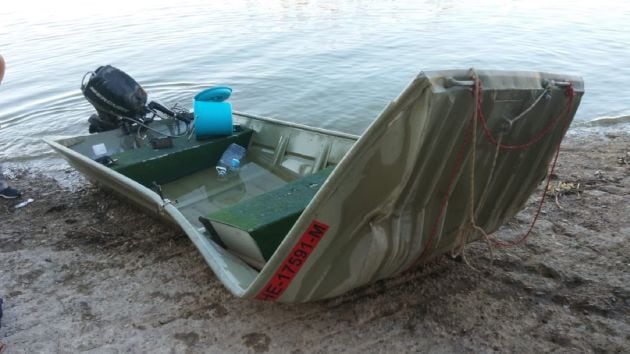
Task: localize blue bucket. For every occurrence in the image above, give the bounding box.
[194,87,233,138]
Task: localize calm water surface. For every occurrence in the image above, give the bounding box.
[1,0,629,171]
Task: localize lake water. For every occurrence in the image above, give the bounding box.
[1,0,629,172]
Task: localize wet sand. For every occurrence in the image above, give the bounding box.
[1,133,628,353]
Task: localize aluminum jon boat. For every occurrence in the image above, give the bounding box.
[45,69,584,302]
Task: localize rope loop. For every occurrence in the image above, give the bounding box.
[477,82,574,150]
[479,81,574,248]
[407,74,577,269]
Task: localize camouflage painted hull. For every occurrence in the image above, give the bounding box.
[46,70,583,302]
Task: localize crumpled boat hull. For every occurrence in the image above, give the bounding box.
[250,70,583,302]
[47,69,584,302]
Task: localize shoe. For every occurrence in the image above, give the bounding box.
[0,186,21,199]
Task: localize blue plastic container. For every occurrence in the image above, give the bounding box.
[194,87,233,138]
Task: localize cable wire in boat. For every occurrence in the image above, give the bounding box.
[121,117,191,139]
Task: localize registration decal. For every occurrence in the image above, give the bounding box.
[255,220,330,301]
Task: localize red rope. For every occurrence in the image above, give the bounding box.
[489,87,574,247]
[407,79,576,269]
[489,138,562,247]
[477,84,575,150]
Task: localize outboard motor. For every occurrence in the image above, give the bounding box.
[82,65,194,134]
[82,65,149,133]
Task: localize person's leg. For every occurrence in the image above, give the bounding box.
[0,164,21,199]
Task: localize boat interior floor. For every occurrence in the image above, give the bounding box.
[64,124,336,265]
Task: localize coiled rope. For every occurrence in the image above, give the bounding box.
[408,73,576,270]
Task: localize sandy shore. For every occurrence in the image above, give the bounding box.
[1,132,628,353]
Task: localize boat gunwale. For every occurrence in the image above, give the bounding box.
[233,110,361,141]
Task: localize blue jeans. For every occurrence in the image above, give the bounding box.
[0,164,7,190]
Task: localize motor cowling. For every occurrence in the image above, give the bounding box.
[82,65,148,133]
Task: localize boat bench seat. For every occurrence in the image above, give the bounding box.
[201,166,334,261]
[111,128,254,186]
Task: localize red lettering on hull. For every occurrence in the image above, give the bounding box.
[255,220,330,301]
